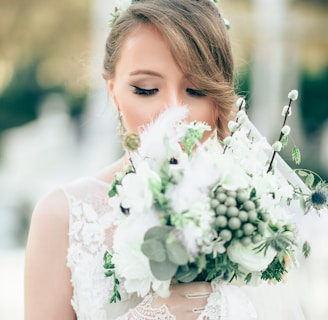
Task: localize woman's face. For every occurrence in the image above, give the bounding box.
[107,24,218,138]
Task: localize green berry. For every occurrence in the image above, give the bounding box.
[216,204,227,215]
[243,200,256,211]
[238,210,248,222]
[228,217,241,230]
[210,199,220,209]
[257,221,267,234]
[252,234,262,244]
[236,190,249,203]
[227,190,237,198]
[227,206,239,217]
[235,229,244,238]
[248,210,258,222]
[225,197,237,207]
[243,223,255,236]
[219,229,232,242]
[215,216,228,228]
[216,193,227,203]
[260,212,270,222]
[241,237,252,246]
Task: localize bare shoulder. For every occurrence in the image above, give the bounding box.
[25,188,75,319]
[32,188,69,226]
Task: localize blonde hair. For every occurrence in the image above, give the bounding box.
[103,0,236,138]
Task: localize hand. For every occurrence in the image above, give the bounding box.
[127,281,213,320]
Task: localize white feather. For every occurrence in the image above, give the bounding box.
[130,106,189,167]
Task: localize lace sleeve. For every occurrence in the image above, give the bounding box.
[63,177,141,320]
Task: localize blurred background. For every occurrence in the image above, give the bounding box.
[0,0,327,319]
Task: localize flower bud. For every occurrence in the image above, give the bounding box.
[281,125,291,136]
[223,136,232,146]
[237,110,248,125]
[236,97,246,109]
[281,105,292,117]
[272,141,282,152]
[228,121,238,133]
[288,90,298,101]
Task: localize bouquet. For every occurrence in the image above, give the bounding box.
[104,91,328,303]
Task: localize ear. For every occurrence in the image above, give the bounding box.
[106,79,119,110]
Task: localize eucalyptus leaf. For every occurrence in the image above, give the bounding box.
[166,238,189,265]
[141,239,166,262]
[149,259,178,281]
[175,265,199,282]
[144,226,172,241]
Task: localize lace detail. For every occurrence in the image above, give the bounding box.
[64,177,141,320]
[117,294,176,320]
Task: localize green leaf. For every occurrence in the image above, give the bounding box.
[292,146,301,165]
[281,135,289,148]
[302,241,311,258]
[297,170,308,177]
[141,239,166,262]
[166,237,189,265]
[149,259,178,281]
[305,173,315,188]
[144,226,172,241]
[175,265,199,283]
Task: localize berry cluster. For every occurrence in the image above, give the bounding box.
[210,187,269,246]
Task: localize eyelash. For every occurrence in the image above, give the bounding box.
[132,86,205,97]
[132,86,158,96]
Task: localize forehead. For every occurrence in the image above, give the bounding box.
[115,24,181,76]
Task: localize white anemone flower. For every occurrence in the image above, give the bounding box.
[227,240,276,272]
[116,161,160,213]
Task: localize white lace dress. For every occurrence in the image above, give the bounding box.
[63,176,305,320]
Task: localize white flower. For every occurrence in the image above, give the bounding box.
[288,89,298,101]
[215,154,251,190]
[116,161,160,213]
[227,240,276,272]
[112,211,172,297]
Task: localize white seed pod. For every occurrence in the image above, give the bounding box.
[228,121,238,133]
[272,141,282,152]
[288,89,299,101]
[223,136,232,146]
[236,97,246,109]
[281,125,291,136]
[282,105,292,117]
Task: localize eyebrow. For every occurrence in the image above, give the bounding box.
[129,70,164,78]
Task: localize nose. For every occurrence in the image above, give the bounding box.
[167,88,183,107]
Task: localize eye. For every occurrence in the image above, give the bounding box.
[132,86,159,96]
[186,88,206,97]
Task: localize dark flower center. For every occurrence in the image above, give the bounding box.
[169,157,178,165]
[311,190,327,206]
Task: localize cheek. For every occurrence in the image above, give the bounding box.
[188,101,218,129]
[115,91,163,133]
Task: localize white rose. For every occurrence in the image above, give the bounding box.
[227,240,276,272]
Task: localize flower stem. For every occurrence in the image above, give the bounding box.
[267,98,292,173]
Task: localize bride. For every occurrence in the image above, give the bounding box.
[24,0,306,319]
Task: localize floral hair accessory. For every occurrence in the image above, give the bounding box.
[109,0,230,29]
